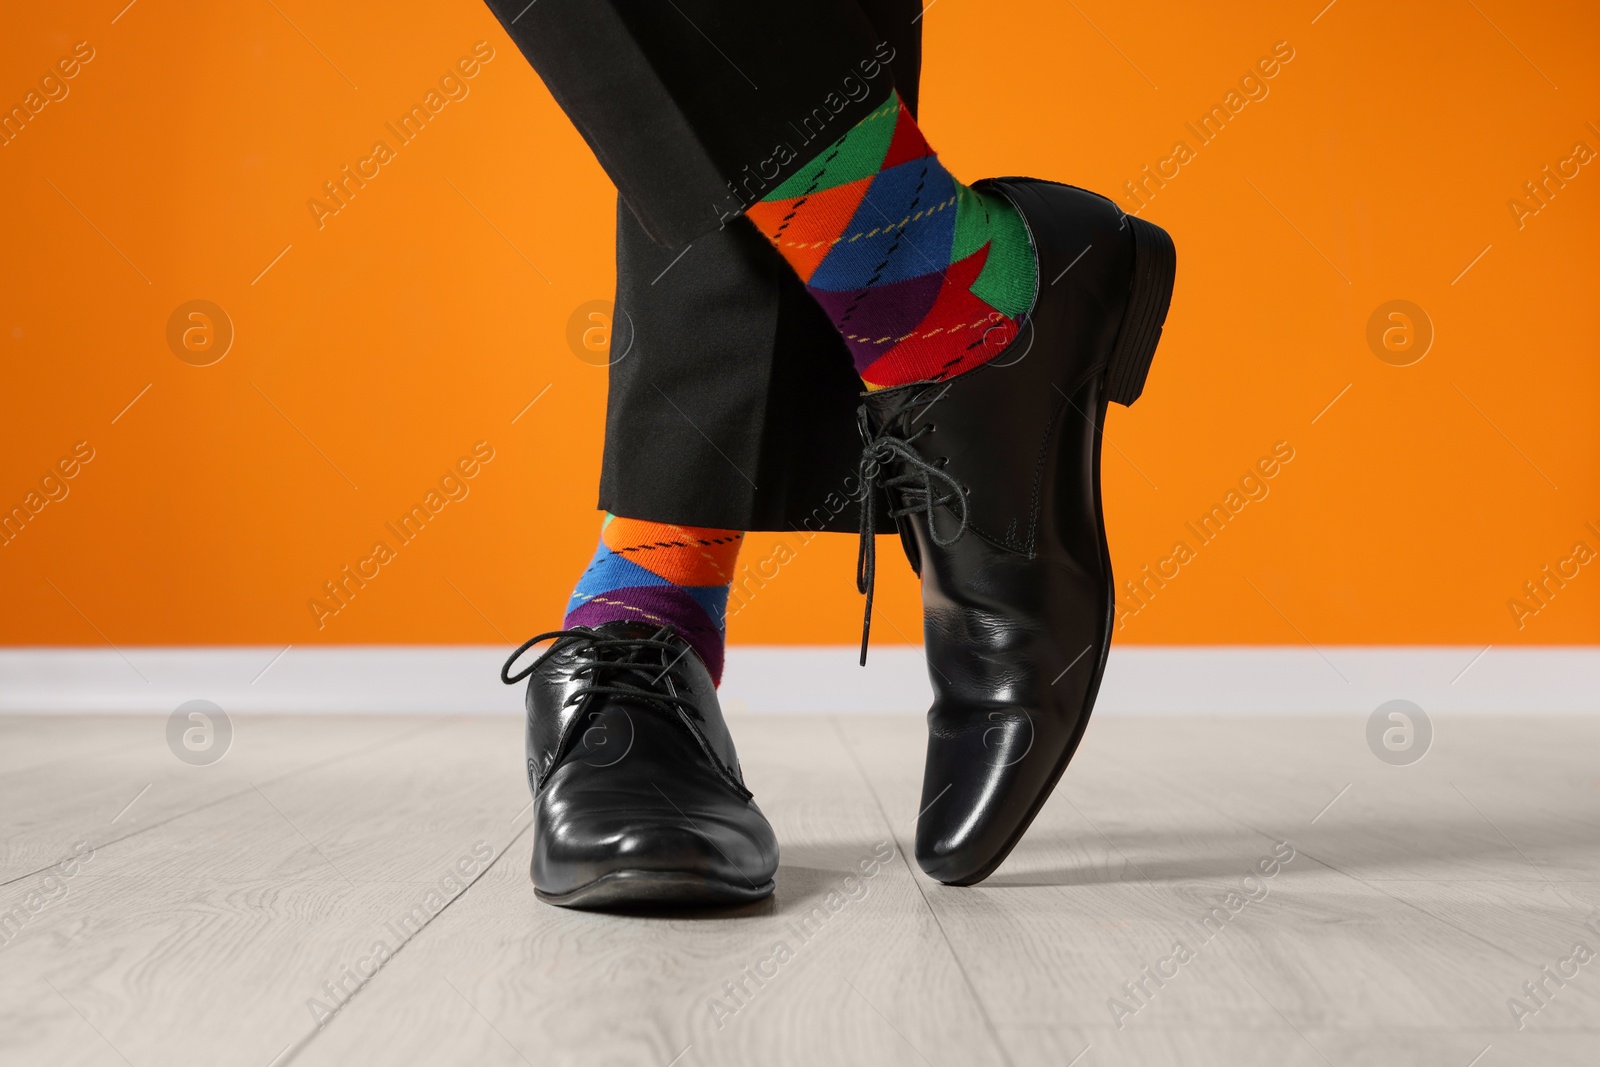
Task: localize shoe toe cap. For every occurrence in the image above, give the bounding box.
[534,784,777,898]
[914,714,1051,885]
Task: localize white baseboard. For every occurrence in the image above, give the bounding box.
[0,645,1596,715]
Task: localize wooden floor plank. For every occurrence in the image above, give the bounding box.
[0,719,533,1067]
[997,1025,1600,1067]
[4,712,1598,1067]
[834,714,1600,1052]
[290,715,1008,1067]
[0,715,438,882]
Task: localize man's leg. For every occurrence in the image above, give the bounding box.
[589,0,926,690]
[490,0,1177,893]
[488,0,924,909]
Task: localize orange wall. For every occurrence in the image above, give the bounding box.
[2,0,1596,648]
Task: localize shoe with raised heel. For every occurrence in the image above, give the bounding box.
[854,177,1176,886]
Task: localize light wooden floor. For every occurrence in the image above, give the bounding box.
[3,712,1598,1067]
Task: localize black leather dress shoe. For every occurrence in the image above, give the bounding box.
[501,621,778,908]
[856,178,1176,886]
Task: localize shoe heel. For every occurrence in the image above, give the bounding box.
[1104,215,1176,407]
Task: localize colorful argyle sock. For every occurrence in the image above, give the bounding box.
[746,90,1037,390]
[563,515,743,685]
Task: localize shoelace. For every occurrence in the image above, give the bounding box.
[854,388,970,665]
[501,626,701,720]
[503,626,751,798]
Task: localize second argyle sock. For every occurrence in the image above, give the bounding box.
[563,515,742,686]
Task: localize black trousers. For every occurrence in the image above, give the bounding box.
[483,0,924,533]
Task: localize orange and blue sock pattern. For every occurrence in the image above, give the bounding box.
[564,515,743,685]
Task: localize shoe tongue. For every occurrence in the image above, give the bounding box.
[590,619,679,643]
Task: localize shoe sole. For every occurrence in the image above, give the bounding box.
[933,210,1176,887]
[534,868,777,910]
